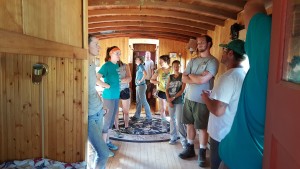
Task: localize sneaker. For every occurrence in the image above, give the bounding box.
[107,142,118,151]
[108,151,114,157]
[198,148,207,167]
[178,143,196,159]
[130,116,139,121]
[169,139,177,145]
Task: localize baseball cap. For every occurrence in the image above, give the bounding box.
[219,39,245,55]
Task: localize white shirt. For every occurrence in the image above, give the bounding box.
[207,68,246,142]
[144,60,154,80]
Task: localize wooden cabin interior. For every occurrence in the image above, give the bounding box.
[1,0,300,169]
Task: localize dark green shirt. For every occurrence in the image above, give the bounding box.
[168,73,183,104]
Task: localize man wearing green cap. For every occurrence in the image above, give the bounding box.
[217,1,272,169]
[201,39,247,169]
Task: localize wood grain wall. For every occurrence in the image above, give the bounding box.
[0,0,88,163]
[207,12,245,79]
[158,38,190,70]
[98,37,129,66]
[133,44,157,52]
[0,0,83,47]
[98,38,189,67]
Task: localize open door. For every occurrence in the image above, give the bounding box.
[264,0,300,168]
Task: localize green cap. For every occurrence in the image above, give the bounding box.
[219,39,245,55]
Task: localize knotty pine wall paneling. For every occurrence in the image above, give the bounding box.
[0,54,88,163]
[0,0,88,163]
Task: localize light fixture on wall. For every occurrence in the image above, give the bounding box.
[230,23,245,40]
[32,63,48,84]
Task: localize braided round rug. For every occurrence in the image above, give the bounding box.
[109,116,170,143]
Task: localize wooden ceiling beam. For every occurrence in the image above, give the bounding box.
[89,27,202,38]
[88,16,215,30]
[88,21,207,34]
[88,8,225,26]
[88,0,237,19]
[194,0,246,11]
[93,31,192,39]
[95,34,190,43]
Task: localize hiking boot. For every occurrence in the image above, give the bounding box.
[107,142,118,151]
[178,143,196,159]
[198,148,207,167]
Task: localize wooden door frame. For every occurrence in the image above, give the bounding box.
[264,0,300,168]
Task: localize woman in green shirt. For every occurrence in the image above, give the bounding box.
[97,46,121,151]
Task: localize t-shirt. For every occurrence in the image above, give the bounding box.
[88,63,103,116]
[219,13,272,169]
[207,68,246,142]
[156,68,171,92]
[168,73,184,104]
[184,56,219,103]
[135,64,146,86]
[98,61,120,99]
[144,60,154,80]
[119,63,129,90]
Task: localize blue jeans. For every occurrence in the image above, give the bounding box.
[134,84,152,119]
[169,103,187,144]
[88,111,109,169]
[103,99,119,134]
[210,137,221,169]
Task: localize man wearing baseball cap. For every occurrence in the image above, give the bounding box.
[202,39,247,169]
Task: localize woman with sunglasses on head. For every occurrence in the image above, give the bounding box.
[97,46,121,152]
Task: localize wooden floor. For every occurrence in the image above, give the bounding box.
[104,102,210,169]
[106,140,210,169]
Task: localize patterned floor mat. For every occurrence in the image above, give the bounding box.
[109,116,171,143]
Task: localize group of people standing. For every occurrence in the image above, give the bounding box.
[87,1,271,168]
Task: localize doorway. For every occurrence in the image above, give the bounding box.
[131,44,157,112]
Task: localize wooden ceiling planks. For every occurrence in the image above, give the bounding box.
[88,0,246,41]
[88,1,237,19]
[88,22,207,34]
[95,32,191,42]
[88,16,216,30]
[89,9,225,25]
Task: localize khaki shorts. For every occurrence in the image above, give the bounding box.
[182,99,209,129]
